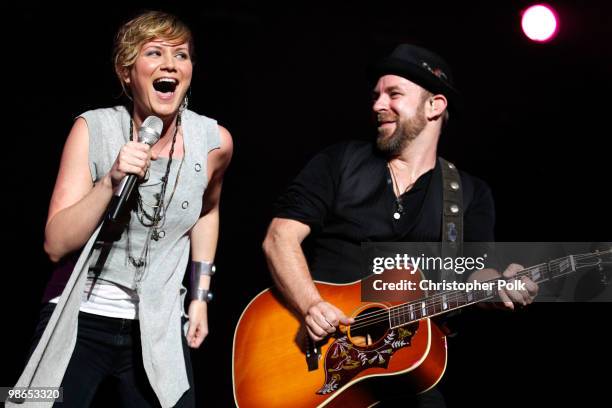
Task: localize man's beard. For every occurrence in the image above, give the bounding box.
[376,107,427,156]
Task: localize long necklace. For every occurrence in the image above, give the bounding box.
[387,163,415,220]
[126,113,183,270]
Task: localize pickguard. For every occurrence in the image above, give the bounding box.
[316,324,418,394]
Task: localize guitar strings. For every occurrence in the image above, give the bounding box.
[351,251,604,321]
[345,252,609,332]
[349,258,593,331]
[352,251,607,324]
[348,255,610,331]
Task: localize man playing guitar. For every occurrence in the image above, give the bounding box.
[261,43,538,407]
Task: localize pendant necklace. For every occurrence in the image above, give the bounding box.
[387,163,415,220]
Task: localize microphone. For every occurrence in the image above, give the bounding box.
[106,116,163,223]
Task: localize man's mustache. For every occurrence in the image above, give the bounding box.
[376,114,398,124]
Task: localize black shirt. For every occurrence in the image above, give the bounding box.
[275,141,495,283]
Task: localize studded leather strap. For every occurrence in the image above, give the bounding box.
[439,157,463,284]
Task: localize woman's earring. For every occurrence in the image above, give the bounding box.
[180,88,191,113]
[180,94,189,112]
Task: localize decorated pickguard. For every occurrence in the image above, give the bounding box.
[316,324,418,395]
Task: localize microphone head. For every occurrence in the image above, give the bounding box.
[139,116,163,145]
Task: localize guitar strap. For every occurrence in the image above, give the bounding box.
[436,158,465,336]
[439,157,463,284]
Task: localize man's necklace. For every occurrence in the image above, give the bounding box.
[387,163,415,220]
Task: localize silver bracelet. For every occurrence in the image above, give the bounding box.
[195,288,214,303]
[190,261,216,301]
[191,260,216,277]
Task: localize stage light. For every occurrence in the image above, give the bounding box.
[521,4,559,42]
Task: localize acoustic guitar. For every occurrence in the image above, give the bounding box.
[232,249,610,407]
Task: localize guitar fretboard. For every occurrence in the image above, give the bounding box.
[388,254,584,328]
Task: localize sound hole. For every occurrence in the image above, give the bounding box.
[348,306,389,347]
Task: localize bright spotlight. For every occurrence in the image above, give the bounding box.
[521,4,559,42]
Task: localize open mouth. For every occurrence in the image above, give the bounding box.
[153,77,179,94]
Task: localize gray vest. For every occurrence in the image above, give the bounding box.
[85,106,213,290]
[9,106,220,408]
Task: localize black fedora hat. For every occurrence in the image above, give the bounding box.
[371,44,462,111]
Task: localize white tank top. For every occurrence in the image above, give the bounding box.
[50,277,139,319]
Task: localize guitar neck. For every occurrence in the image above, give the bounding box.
[388,250,610,328]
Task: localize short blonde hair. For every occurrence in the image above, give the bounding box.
[113,10,194,95]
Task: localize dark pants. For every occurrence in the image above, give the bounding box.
[29,303,195,407]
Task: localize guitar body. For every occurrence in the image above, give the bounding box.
[232,279,447,407]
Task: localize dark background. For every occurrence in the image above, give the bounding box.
[2,1,611,407]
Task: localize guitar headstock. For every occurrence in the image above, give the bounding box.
[574,247,612,271]
[545,247,612,284]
